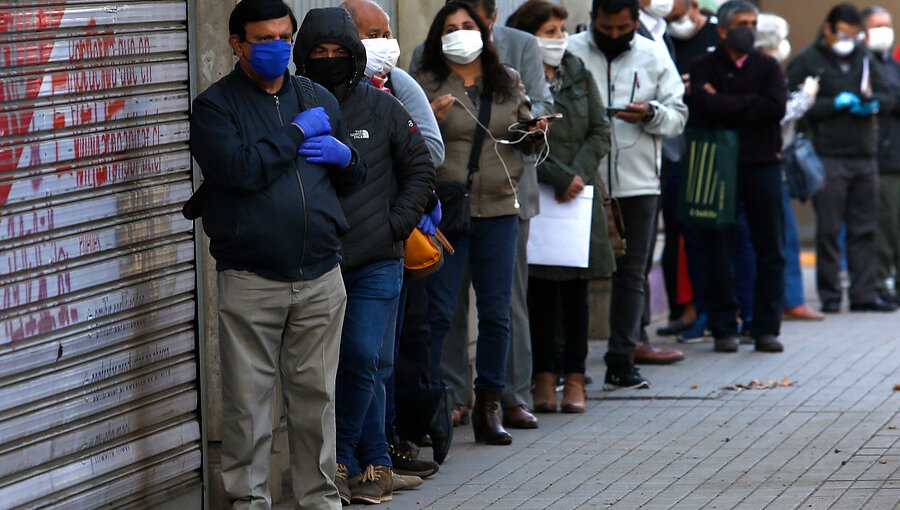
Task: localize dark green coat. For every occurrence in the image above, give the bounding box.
[529,51,615,281]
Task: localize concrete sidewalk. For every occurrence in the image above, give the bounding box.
[348,308,899,509]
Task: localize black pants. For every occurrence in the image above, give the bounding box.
[609,195,660,358]
[814,156,880,304]
[528,277,588,374]
[701,162,785,340]
[393,276,436,441]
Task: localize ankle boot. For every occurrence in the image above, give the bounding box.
[561,373,586,413]
[532,372,557,413]
[472,389,513,445]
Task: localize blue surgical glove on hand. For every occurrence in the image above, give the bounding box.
[418,214,436,236]
[292,107,331,138]
[850,99,880,117]
[298,135,352,168]
[428,199,442,226]
[834,92,862,110]
[418,198,442,235]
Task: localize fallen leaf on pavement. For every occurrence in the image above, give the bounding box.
[723,377,796,391]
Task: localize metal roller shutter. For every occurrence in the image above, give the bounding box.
[0,2,201,508]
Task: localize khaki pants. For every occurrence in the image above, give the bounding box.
[218,266,346,510]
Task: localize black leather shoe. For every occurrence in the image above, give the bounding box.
[821,300,841,314]
[850,298,898,312]
[714,336,739,353]
[755,335,784,352]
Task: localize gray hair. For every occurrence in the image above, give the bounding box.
[756,12,788,50]
[861,5,891,23]
[717,0,758,27]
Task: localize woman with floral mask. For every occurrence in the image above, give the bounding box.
[412,1,544,447]
[506,0,614,414]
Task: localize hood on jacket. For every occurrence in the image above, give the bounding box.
[293,7,367,96]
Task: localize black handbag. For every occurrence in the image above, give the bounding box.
[435,89,492,236]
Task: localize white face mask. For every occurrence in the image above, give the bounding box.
[442,30,483,64]
[832,38,856,57]
[667,14,697,40]
[644,0,674,19]
[774,39,791,63]
[868,26,895,53]
[537,36,568,67]
[361,38,401,78]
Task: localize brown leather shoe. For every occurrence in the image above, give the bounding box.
[503,404,539,429]
[634,341,684,365]
[532,372,557,412]
[451,403,470,427]
[472,389,512,445]
[783,304,825,321]
[561,373,587,413]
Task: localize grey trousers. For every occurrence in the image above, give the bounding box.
[814,157,880,304]
[440,219,533,409]
[877,173,900,290]
[218,267,346,510]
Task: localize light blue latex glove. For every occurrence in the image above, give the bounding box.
[298,135,352,167]
[834,92,862,110]
[292,107,331,138]
[850,99,880,117]
[418,214,437,236]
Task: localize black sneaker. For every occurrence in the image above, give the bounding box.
[389,441,439,478]
[603,365,650,390]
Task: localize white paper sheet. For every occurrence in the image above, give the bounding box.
[527,184,594,268]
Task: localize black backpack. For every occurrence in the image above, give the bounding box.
[182,75,319,220]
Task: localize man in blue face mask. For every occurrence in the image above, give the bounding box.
[189,0,365,508]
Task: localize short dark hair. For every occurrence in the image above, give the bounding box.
[506,0,568,34]
[229,0,298,41]
[717,1,758,27]
[447,0,497,16]
[826,3,863,30]
[591,0,639,22]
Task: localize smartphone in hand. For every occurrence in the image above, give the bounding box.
[514,113,564,130]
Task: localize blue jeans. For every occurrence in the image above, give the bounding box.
[335,259,402,475]
[782,183,805,308]
[734,203,757,324]
[427,216,518,391]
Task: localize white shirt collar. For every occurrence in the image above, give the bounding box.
[639,10,668,41]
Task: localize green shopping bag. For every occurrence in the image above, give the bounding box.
[677,128,739,229]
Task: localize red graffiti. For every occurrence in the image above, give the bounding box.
[0,9,65,35]
[3,304,79,343]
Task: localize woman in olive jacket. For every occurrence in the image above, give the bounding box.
[412,1,544,447]
[508,0,614,414]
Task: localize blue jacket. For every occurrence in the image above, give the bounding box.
[190,66,365,281]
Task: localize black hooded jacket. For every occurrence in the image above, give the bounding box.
[294,8,435,271]
[190,64,365,282]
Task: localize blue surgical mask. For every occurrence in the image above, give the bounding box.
[248,39,292,80]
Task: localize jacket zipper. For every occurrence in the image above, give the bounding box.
[606,61,615,194]
[274,94,308,280]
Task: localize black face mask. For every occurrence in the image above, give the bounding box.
[304,56,356,96]
[726,26,756,55]
[592,27,635,61]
